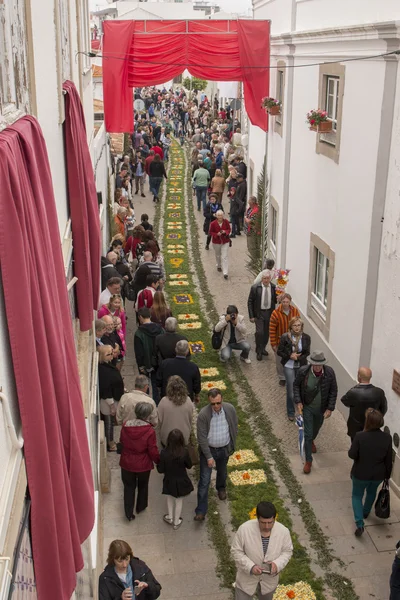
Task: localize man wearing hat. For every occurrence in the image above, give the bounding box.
[293,351,338,474]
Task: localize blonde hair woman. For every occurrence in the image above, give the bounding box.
[277,318,311,420]
[158,376,194,447]
[210,168,225,202]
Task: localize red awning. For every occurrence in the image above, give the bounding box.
[0,116,94,600]
[63,80,101,331]
[102,19,270,133]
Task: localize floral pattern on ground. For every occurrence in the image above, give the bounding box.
[166,233,181,239]
[201,380,227,391]
[229,469,267,486]
[170,272,187,278]
[199,367,219,377]
[167,250,184,254]
[169,212,181,218]
[167,225,182,229]
[273,583,316,600]
[189,341,205,354]
[179,322,202,330]
[177,313,198,320]
[170,258,184,267]
[173,294,193,304]
[168,280,189,286]
[228,450,259,467]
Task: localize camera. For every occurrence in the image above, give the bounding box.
[230,313,236,320]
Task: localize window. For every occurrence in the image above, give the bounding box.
[316,64,345,163]
[307,234,335,340]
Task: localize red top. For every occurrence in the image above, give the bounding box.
[152,146,164,160]
[145,154,155,174]
[120,423,160,472]
[209,218,231,244]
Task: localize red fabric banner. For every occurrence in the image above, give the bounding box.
[63,80,101,331]
[0,116,94,600]
[102,19,269,133]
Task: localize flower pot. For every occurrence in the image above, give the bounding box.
[309,120,332,133]
[268,105,281,116]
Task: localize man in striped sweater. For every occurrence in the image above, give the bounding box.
[269,294,300,387]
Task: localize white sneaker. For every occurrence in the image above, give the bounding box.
[240,356,251,364]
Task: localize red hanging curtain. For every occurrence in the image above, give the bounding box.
[63,80,101,331]
[102,19,269,133]
[0,116,94,600]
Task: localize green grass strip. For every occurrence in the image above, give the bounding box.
[154,143,358,600]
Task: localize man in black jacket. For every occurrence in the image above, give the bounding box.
[247,270,277,361]
[155,317,188,361]
[156,340,201,402]
[134,307,164,404]
[341,367,387,440]
[294,351,338,474]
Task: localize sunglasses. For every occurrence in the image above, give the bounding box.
[211,402,222,406]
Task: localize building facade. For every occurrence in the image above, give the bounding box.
[247,1,400,483]
[0,0,112,596]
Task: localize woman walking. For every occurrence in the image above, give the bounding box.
[120,401,160,520]
[208,209,231,280]
[158,376,194,447]
[348,408,392,537]
[98,345,125,452]
[149,154,167,202]
[203,193,223,250]
[277,317,311,421]
[157,429,194,530]
[210,168,225,203]
[150,290,172,328]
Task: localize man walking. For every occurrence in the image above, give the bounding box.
[231,501,293,600]
[294,351,338,474]
[194,388,238,521]
[134,307,164,404]
[269,294,300,386]
[192,162,210,211]
[341,367,387,441]
[248,270,277,361]
[116,374,158,427]
[156,340,201,402]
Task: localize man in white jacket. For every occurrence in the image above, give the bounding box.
[231,501,293,600]
[214,305,251,364]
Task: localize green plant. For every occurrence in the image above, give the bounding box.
[306,109,329,126]
[261,97,281,109]
[182,76,208,92]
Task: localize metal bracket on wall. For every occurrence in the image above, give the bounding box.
[0,392,24,450]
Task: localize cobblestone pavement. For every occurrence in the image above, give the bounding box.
[190,189,399,600]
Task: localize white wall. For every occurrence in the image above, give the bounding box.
[296,0,400,31]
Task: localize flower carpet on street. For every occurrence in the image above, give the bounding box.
[168,280,189,286]
[273,582,317,600]
[155,142,342,600]
[166,232,181,239]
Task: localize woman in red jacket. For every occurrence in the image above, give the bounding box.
[208,209,231,280]
[120,401,160,520]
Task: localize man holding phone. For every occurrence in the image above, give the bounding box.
[231,502,293,600]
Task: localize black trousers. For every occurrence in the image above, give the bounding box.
[121,469,151,518]
[255,309,272,354]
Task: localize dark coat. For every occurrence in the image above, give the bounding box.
[247,283,277,320]
[203,201,223,234]
[341,384,388,439]
[157,448,194,497]
[134,322,164,371]
[120,423,160,473]
[98,363,124,401]
[101,257,122,290]
[277,332,311,367]
[99,558,161,600]
[293,365,338,413]
[349,430,392,481]
[133,264,152,293]
[156,356,201,400]
[155,332,188,361]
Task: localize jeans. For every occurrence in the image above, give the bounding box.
[195,446,229,515]
[221,341,250,362]
[303,403,324,462]
[149,176,162,198]
[351,477,382,528]
[164,146,169,161]
[195,186,208,211]
[255,310,272,354]
[148,370,160,405]
[283,366,299,417]
[121,469,151,517]
[390,556,400,600]
[275,351,285,381]
[135,174,144,194]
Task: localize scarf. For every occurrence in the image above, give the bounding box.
[115,564,135,598]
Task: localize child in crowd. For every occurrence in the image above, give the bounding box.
[140,213,153,232]
[157,429,194,530]
[113,316,126,358]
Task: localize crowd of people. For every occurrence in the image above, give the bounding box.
[97,85,400,600]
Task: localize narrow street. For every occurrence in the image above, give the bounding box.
[101,145,400,600]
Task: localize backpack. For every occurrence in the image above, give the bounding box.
[211,323,227,350]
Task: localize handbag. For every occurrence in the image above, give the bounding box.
[375,479,390,519]
[211,323,226,350]
[187,430,199,466]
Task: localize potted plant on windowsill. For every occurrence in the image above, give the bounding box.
[306,109,332,133]
[261,97,281,116]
